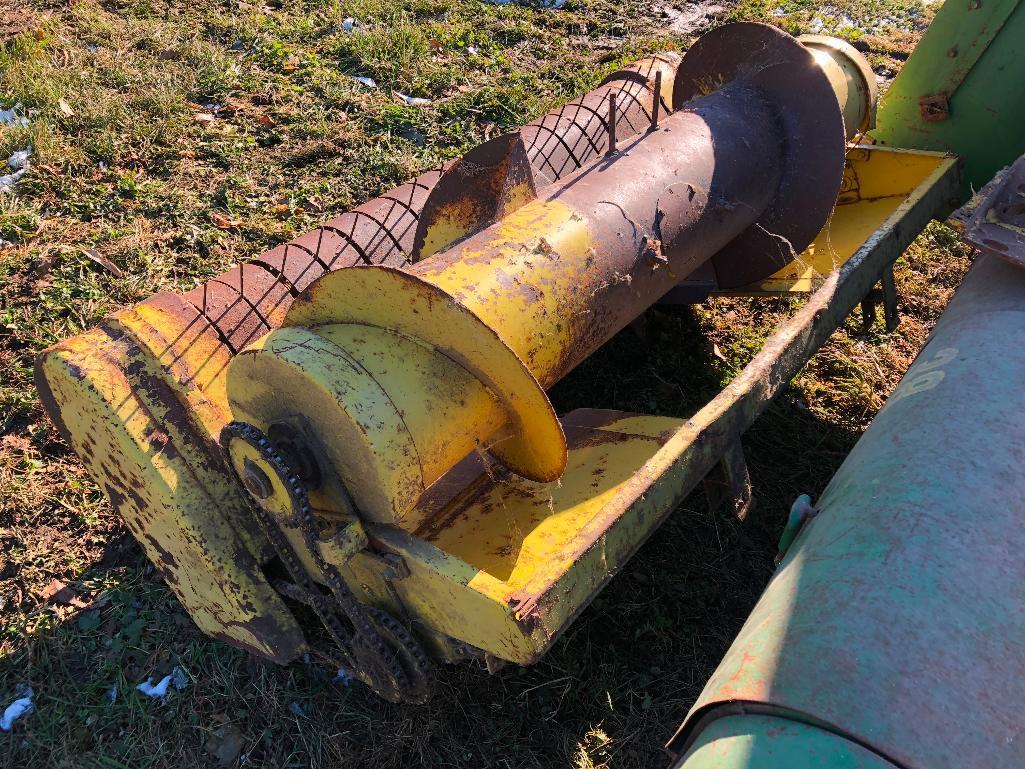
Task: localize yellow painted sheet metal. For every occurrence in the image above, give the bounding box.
[422,412,683,587]
[413,200,598,389]
[368,409,686,664]
[227,321,508,529]
[378,148,960,665]
[369,527,549,663]
[36,329,305,662]
[736,146,953,294]
[282,266,567,485]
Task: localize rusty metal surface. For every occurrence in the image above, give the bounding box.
[919,91,950,121]
[957,154,1025,265]
[674,23,846,290]
[411,132,538,262]
[219,421,434,703]
[521,53,680,186]
[34,328,306,663]
[122,55,686,363]
[180,169,442,360]
[514,81,785,384]
[669,251,1025,769]
[258,24,852,533]
[32,57,689,665]
[31,166,443,663]
[398,408,687,664]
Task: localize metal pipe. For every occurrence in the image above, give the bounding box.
[409,82,784,388]
[651,70,663,131]
[225,25,852,526]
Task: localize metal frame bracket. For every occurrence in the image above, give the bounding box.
[702,437,754,521]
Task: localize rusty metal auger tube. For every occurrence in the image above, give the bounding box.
[522,53,680,185]
[223,24,852,529]
[414,84,784,389]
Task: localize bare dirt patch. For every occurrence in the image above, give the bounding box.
[0,0,37,43]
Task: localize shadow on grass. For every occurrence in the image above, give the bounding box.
[0,307,864,769]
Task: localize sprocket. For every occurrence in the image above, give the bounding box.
[220,420,433,703]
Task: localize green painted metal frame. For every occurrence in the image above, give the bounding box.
[675,714,896,769]
[873,0,1025,196]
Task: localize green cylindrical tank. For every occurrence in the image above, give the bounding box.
[678,715,897,769]
[669,253,1025,768]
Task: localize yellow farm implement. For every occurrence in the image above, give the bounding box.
[35,23,962,703]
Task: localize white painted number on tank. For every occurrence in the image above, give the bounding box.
[886,347,958,406]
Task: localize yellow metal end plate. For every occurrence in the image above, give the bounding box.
[35,331,305,663]
[226,325,425,523]
[283,265,568,483]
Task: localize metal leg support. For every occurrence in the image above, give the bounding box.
[881,262,900,331]
[859,265,899,333]
[703,437,754,521]
[859,289,879,331]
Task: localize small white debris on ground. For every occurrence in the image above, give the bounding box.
[136,666,189,700]
[0,103,29,127]
[350,75,376,88]
[0,686,34,731]
[136,675,172,699]
[0,146,31,193]
[171,667,189,691]
[342,17,355,31]
[395,92,432,106]
[9,148,31,170]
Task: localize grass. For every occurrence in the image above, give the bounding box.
[0,0,972,766]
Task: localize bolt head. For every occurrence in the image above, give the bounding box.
[242,458,273,500]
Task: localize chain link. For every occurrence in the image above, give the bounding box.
[220,421,432,703]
